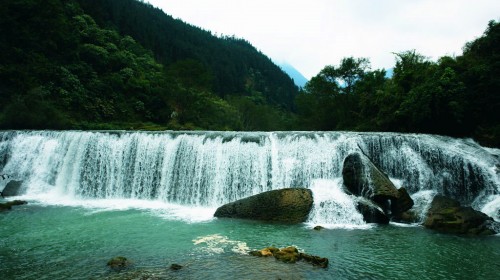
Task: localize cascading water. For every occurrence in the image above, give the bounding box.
[0,131,499,225]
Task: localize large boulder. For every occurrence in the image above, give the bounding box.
[355,198,390,224]
[342,152,414,217]
[342,153,399,202]
[423,195,499,235]
[2,180,23,197]
[391,187,414,214]
[214,188,313,223]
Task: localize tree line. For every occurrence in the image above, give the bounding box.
[0,0,498,146]
[297,20,499,146]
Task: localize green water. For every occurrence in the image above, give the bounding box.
[1,201,499,280]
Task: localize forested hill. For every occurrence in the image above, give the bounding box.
[75,0,298,108]
[295,20,500,147]
[0,0,298,131]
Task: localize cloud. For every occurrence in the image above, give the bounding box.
[147,0,500,78]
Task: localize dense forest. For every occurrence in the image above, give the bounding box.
[0,0,298,131]
[0,0,498,146]
[296,20,499,146]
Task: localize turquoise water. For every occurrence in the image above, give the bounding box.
[1,200,499,280]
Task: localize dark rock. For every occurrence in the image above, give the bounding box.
[342,153,400,211]
[313,225,325,231]
[2,180,23,197]
[392,210,420,224]
[170,264,183,271]
[342,152,415,218]
[355,198,389,224]
[214,188,313,223]
[107,256,131,270]
[0,200,28,212]
[423,195,497,235]
[391,187,414,215]
[300,253,329,268]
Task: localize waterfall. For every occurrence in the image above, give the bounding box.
[0,131,499,223]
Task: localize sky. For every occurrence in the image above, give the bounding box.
[146,0,499,79]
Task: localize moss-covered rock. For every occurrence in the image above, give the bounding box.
[300,253,329,268]
[250,246,329,268]
[274,246,300,263]
[0,200,27,212]
[107,256,131,270]
[214,188,313,223]
[423,195,499,235]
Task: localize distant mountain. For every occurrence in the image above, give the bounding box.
[279,62,308,88]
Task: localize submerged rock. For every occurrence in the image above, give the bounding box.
[107,256,131,270]
[169,264,183,271]
[423,195,498,235]
[250,246,328,268]
[393,210,420,224]
[214,188,313,223]
[0,200,27,212]
[313,225,325,231]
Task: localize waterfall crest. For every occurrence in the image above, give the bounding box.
[1,131,498,222]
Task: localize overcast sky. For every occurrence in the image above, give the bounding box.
[146,0,499,79]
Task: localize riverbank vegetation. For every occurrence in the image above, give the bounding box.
[0,0,498,146]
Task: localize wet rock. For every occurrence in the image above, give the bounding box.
[342,153,399,201]
[313,225,325,231]
[391,187,414,215]
[170,264,183,271]
[107,256,131,270]
[300,253,329,268]
[392,210,420,224]
[355,198,389,224]
[423,195,498,235]
[249,247,279,257]
[214,188,313,223]
[342,152,414,219]
[2,180,23,197]
[0,200,27,212]
[250,246,329,268]
[274,246,300,263]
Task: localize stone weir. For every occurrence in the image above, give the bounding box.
[0,131,498,223]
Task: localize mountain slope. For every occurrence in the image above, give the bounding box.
[0,0,298,131]
[75,0,298,110]
[279,62,308,87]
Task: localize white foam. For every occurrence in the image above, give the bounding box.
[481,195,500,222]
[15,193,216,223]
[192,234,250,255]
[306,178,371,229]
